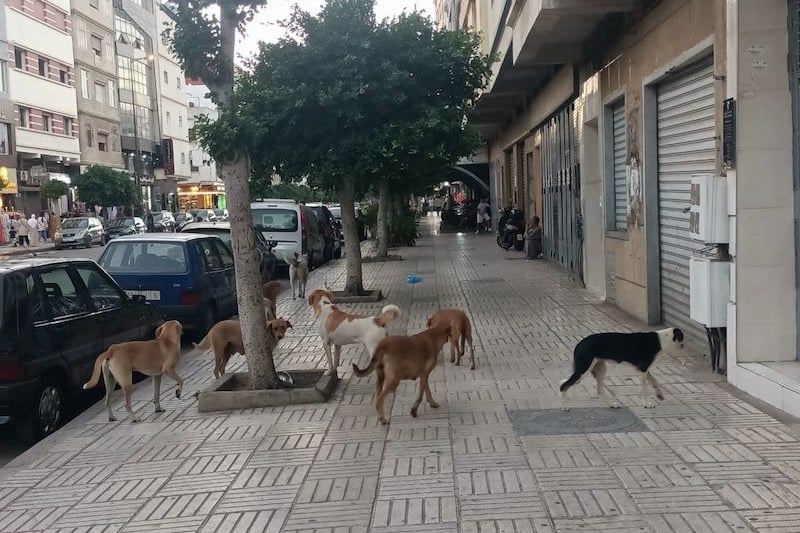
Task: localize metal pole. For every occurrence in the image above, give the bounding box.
[131,80,141,214]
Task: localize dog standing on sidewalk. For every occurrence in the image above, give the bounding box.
[427,309,476,370]
[285,252,309,299]
[83,320,184,423]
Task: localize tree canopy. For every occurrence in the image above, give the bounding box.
[41,180,70,201]
[74,166,140,208]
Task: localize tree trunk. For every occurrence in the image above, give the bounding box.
[339,176,364,295]
[223,150,279,389]
[376,180,390,258]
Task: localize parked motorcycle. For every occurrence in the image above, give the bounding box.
[496,207,525,251]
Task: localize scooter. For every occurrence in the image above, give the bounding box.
[496,208,525,251]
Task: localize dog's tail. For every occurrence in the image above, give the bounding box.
[374,304,401,328]
[560,343,594,392]
[352,344,384,377]
[192,331,212,352]
[559,373,582,393]
[262,280,283,303]
[83,350,113,389]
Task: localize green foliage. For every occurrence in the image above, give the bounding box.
[41,180,70,201]
[250,181,332,204]
[74,166,141,208]
[389,208,417,247]
[244,0,493,196]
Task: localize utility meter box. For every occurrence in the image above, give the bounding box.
[689,174,729,244]
[690,258,730,327]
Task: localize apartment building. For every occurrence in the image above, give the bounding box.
[0,7,17,211]
[152,3,190,208]
[72,0,123,171]
[435,0,459,30]
[182,77,224,210]
[465,0,800,418]
[6,0,80,215]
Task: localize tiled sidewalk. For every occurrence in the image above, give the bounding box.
[2,217,800,532]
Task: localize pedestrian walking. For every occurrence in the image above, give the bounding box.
[37,213,47,242]
[475,198,490,234]
[13,214,30,247]
[28,213,39,246]
[0,211,9,245]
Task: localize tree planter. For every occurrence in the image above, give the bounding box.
[331,289,383,303]
[197,370,339,412]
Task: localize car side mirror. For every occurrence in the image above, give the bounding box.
[268,240,278,249]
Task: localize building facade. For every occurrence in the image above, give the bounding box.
[0,5,17,212]
[183,77,224,210]
[469,0,800,418]
[71,0,123,171]
[6,0,81,215]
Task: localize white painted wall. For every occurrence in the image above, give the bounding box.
[9,69,78,116]
[16,128,80,158]
[7,10,74,65]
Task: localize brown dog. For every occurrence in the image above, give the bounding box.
[427,309,476,370]
[262,280,284,320]
[195,317,292,378]
[83,320,183,423]
[352,321,451,424]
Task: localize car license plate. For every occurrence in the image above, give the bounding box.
[126,290,161,301]
[516,234,524,241]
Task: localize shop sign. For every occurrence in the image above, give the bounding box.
[0,166,16,194]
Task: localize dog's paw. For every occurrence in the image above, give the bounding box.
[175,390,181,399]
[324,369,335,377]
[609,403,621,409]
[657,392,665,401]
[131,417,141,423]
[379,417,389,425]
[155,406,165,413]
[108,416,117,422]
[642,401,656,409]
[429,401,440,409]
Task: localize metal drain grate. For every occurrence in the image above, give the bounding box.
[508,407,648,436]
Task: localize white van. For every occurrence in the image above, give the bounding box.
[251,199,326,268]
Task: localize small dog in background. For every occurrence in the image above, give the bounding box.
[286,252,309,299]
[427,309,476,370]
[560,328,685,409]
[83,320,184,423]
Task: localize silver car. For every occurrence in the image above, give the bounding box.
[54,217,106,249]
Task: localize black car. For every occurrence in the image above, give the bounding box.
[307,203,342,260]
[152,211,176,233]
[0,258,162,441]
[106,217,146,240]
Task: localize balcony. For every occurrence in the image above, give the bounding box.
[7,10,75,65]
[16,128,80,160]
[9,69,78,117]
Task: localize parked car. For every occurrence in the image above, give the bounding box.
[0,258,162,440]
[213,209,229,222]
[98,234,237,338]
[251,199,326,268]
[106,217,146,240]
[152,211,176,233]
[328,204,367,243]
[53,217,106,249]
[307,203,342,260]
[181,221,277,282]
[190,209,217,222]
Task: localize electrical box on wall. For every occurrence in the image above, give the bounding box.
[689,174,729,244]
[690,258,731,328]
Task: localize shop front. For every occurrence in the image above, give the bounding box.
[177,182,226,211]
[0,166,18,212]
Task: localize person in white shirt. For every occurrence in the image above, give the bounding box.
[0,212,9,245]
[476,198,490,234]
[13,214,30,247]
[37,214,47,242]
[28,213,39,245]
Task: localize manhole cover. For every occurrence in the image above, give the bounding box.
[508,407,648,436]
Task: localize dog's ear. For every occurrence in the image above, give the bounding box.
[307,292,317,306]
[155,323,165,338]
[673,328,684,343]
[285,319,293,329]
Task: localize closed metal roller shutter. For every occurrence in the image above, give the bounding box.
[612,101,627,231]
[656,57,715,342]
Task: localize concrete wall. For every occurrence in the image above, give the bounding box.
[597,0,726,323]
[730,0,797,363]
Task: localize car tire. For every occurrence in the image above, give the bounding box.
[21,378,67,443]
[84,235,92,248]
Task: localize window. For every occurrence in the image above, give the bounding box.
[59,69,67,84]
[178,115,183,128]
[210,239,234,268]
[39,267,90,319]
[14,48,25,70]
[43,114,52,132]
[197,240,224,271]
[89,0,98,9]
[38,58,48,77]
[605,99,627,232]
[25,275,45,323]
[94,82,105,103]
[188,127,196,142]
[180,152,185,164]
[75,266,123,311]
[19,107,30,128]
[98,132,108,152]
[163,70,168,83]
[176,76,180,89]
[107,81,116,107]
[165,111,171,124]
[77,23,88,50]
[63,117,73,136]
[0,123,9,155]
[91,35,103,58]
[99,242,188,274]
[80,69,89,99]
[0,61,7,92]
[86,125,93,147]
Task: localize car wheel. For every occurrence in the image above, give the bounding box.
[84,235,92,248]
[22,379,66,443]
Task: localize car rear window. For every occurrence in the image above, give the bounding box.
[252,208,298,232]
[100,242,188,274]
[185,229,232,247]
[62,218,88,229]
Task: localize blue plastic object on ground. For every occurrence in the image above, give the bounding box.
[406,274,422,284]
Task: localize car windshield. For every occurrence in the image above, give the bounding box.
[185,228,232,247]
[252,208,298,232]
[100,241,188,274]
[61,218,88,229]
[109,218,134,227]
[328,207,341,219]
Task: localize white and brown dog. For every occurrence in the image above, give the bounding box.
[307,289,401,377]
[560,328,685,409]
[285,252,309,299]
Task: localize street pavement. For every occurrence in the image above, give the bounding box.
[2,216,800,532]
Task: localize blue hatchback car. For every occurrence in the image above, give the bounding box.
[98,234,237,336]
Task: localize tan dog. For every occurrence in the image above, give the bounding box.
[352,321,450,424]
[286,252,309,299]
[195,318,293,378]
[262,280,284,320]
[427,309,476,370]
[83,320,183,423]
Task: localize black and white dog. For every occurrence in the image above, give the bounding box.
[560,328,685,409]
